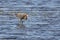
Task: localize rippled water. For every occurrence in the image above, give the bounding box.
[0,0,60,40]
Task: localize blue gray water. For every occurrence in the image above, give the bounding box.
[0,0,60,40]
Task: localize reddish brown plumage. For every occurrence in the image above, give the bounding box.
[15,13,28,20]
[14,13,28,28]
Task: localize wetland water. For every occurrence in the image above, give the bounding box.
[0,0,60,40]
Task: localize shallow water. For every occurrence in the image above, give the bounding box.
[0,0,60,40]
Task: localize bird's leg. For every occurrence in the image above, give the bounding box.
[18,19,23,24]
[18,19,22,24]
[18,19,20,24]
[21,20,24,24]
[18,19,22,27]
[21,19,24,25]
[17,19,25,28]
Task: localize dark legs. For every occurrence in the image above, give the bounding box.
[17,19,25,29]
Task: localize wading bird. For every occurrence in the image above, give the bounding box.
[15,13,28,28]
